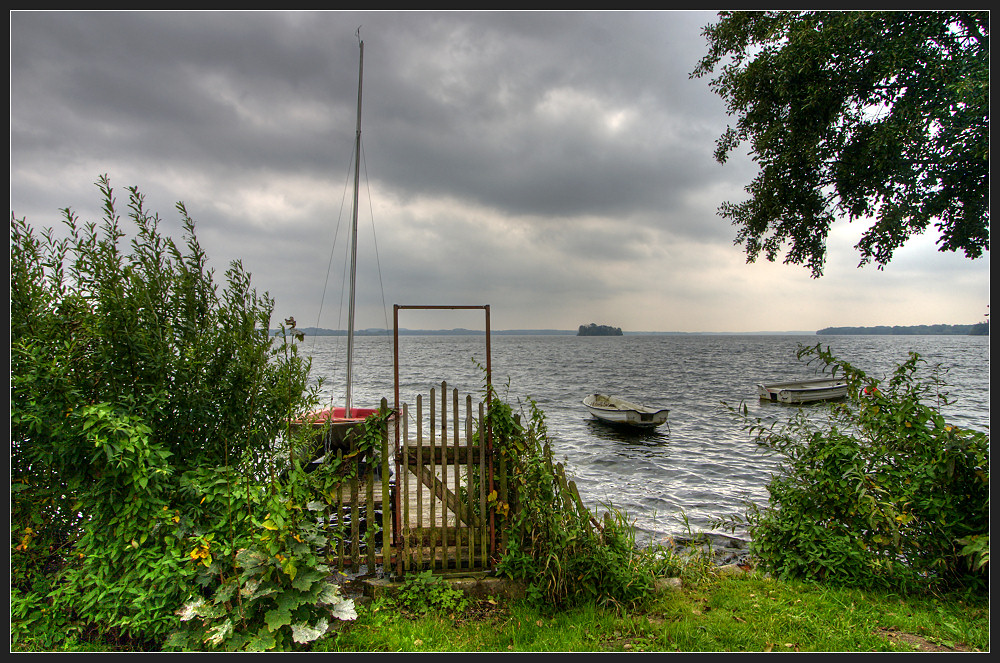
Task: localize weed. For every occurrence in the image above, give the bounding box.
[395,570,471,616]
[725,344,988,594]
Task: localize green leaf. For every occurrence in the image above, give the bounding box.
[213,579,239,605]
[203,618,233,647]
[236,548,268,569]
[290,618,329,644]
[264,603,292,632]
[328,595,358,622]
[291,569,324,592]
[246,627,277,651]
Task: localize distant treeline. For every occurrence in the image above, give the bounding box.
[577,323,624,336]
[270,327,573,337]
[818,323,989,336]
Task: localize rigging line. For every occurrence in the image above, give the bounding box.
[312,139,358,408]
[329,171,355,405]
[322,220,354,410]
[313,141,356,341]
[334,205,351,345]
[360,136,393,362]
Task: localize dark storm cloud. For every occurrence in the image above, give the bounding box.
[358,11,731,225]
[9,10,988,332]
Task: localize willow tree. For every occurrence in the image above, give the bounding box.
[691,11,989,277]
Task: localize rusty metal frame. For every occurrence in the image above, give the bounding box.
[392,305,492,576]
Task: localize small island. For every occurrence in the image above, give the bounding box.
[577,323,623,336]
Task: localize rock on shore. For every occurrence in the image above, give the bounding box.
[667,531,751,567]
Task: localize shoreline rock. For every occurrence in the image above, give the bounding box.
[666,531,752,567]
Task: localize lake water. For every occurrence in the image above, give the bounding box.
[302,333,990,543]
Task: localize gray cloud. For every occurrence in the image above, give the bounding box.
[10,10,989,333]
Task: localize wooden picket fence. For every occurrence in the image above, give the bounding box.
[313,386,505,576]
[395,382,498,574]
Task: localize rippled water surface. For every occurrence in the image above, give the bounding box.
[304,333,989,541]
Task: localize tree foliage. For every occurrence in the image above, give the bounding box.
[577,323,624,336]
[692,11,989,277]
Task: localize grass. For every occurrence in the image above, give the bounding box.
[12,567,988,652]
[316,569,989,653]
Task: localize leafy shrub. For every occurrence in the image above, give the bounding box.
[163,457,368,651]
[395,570,470,616]
[731,344,989,594]
[9,176,354,647]
[159,405,393,651]
[488,385,672,608]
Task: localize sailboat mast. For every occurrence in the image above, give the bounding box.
[345,36,363,416]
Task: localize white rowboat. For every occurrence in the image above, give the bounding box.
[756,378,847,404]
[583,394,670,428]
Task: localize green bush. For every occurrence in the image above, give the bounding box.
[394,570,470,616]
[489,385,675,608]
[9,176,347,647]
[162,459,373,651]
[732,344,989,594]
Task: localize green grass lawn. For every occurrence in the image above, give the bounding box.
[318,571,989,653]
[12,568,987,652]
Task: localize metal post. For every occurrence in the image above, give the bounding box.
[345,37,364,416]
[392,305,401,576]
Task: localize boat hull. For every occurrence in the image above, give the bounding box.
[288,407,391,455]
[756,378,847,404]
[582,394,669,428]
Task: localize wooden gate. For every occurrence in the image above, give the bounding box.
[391,305,497,576]
[395,383,494,574]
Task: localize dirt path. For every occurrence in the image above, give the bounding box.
[878,627,977,652]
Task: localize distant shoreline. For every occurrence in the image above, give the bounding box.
[273,324,986,337]
[817,323,987,336]
[272,327,818,337]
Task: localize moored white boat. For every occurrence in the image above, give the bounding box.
[756,377,847,404]
[583,394,669,428]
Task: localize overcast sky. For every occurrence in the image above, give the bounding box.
[10,10,990,332]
